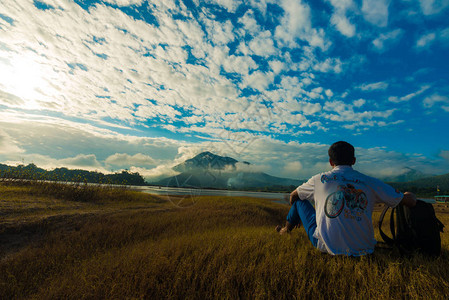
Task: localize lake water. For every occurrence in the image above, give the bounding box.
[132,185,290,204]
[19,180,290,204]
[131,185,436,205]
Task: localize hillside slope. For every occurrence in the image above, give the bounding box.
[389,172,449,195]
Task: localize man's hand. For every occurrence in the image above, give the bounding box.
[290,189,300,205]
[401,191,417,208]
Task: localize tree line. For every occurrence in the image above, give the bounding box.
[0,163,146,186]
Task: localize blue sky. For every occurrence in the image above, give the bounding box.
[0,0,448,181]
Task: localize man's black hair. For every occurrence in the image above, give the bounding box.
[328,141,355,166]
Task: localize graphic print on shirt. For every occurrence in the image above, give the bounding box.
[324,183,368,219]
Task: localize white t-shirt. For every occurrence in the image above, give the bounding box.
[296,165,403,256]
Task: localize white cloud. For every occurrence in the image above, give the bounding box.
[102,0,144,6]
[248,0,275,16]
[60,154,103,168]
[416,32,436,48]
[361,0,390,27]
[132,164,179,182]
[293,46,342,74]
[439,150,449,162]
[302,77,313,85]
[423,93,449,108]
[241,71,274,92]
[204,19,235,45]
[298,102,322,115]
[238,9,260,35]
[221,54,257,76]
[357,81,389,91]
[268,60,285,74]
[323,100,396,125]
[312,58,342,73]
[204,0,242,13]
[353,99,366,107]
[441,27,449,40]
[357,146,449,178]
[419,0,449,15]
[388,85,430,103]
[105,153,156,167]
[0,129,25,155]
[415,28,449,49]
[4,153,105,172]
[0,114,183,163]
[372,29,403,51]
[282,160,303,178]
[0,90,25,108]
[328,0,355,11]
[325,89,334,98]
[275,0,329,50]
[327,0,356,37]
[248,30,276,57]
[331,14,356,37]
[230,161,268,173]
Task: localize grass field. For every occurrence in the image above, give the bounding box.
[1,181,449,299]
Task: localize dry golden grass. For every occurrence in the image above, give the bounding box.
[1,182,449,299]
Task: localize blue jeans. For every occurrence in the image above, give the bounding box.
[287,200,318,247]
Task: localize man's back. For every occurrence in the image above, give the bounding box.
[278,141,415,256]
[297,166,403,255]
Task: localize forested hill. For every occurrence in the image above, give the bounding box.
[0,163,145,186]
[389,172,449,196]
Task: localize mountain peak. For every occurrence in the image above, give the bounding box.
[196,151,216,159]
[173,151,240,172]
[157,151,303,189]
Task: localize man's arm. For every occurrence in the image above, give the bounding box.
[290,189,300,205]
[290,176,316,205]
[400,191,417,207]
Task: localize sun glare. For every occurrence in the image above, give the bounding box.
[0,54,49,109]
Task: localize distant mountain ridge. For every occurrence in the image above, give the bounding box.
[157,151,303,190]
[382,167,431,183]
[390,172,449,194]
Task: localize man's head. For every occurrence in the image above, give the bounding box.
[328,141,356,166]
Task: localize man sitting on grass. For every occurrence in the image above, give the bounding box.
[276,141,417,256]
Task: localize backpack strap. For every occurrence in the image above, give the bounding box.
[396,203,411,234]
[390,206,397,241]
[378,204,395,245]
[437,218,445,233]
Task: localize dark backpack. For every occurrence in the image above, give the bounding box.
[378,200,444,256]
